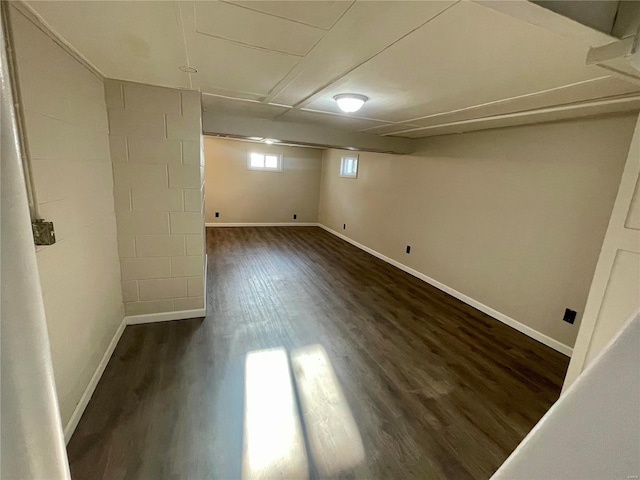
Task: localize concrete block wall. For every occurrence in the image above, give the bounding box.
[105,80,205,317]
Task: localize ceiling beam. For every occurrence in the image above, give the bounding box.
[202,112,417,154]
[389,94,640,138]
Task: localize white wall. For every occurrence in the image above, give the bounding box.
[105,80,206,317]
[10,8,124,427]
[319,114,637,350]
[204,137,322,224]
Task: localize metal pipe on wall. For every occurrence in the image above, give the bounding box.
[1,2,39,221]
[0,8,71,479]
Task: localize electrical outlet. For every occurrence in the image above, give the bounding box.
[293,214,297,220]
[343,224,346,230]
[215,212,220,218]
[406,245,411,254]
[563,308,577,324]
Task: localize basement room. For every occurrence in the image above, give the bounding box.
[1,1,639,479]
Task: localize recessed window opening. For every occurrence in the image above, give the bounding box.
[248,152,283,172]
[340,155,358,178]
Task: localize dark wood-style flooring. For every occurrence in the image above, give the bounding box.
[67,226,569,479]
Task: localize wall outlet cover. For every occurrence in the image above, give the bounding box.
[563,308,577,324]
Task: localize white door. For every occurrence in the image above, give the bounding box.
[563,113,640,392]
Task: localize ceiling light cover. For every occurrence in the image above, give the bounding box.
[334,94,368,113]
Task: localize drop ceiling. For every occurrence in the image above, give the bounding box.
[22,0,640,138]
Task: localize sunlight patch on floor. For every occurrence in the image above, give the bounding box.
[242,348,308,479]
[242,345,365,479]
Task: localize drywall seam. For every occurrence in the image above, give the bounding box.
[318,224,573,357]
[63,316,127,444]
[124,308,206,325]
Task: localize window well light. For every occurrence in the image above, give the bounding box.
[333,94,368,113]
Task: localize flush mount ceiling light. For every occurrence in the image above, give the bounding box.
[263,138,278,144]
[179,65,197,73]
[333,93,368,113]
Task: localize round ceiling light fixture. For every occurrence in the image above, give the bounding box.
[179,65,198,73]
[333,93,368,113]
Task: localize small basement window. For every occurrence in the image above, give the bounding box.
[340,155,358,178]
[247,152,283,172]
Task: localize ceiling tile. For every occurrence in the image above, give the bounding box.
[21,0,640,138]
[268,1,456,106]
[303,1,622,123]
[195,2,325,56]
[186,32,299,97]
[228,1,353,29]
[25,0,190,88]
[473,0,614,47]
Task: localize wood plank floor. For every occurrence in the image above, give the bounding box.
[67,226,569,480]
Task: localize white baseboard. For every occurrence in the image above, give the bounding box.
[125,308,206,325]
[206,222,319,227]
[318,224,573,357]
[64,316,127,444]
[63,224,570,446]
[204,254,208,302]
[64,306,206,443]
